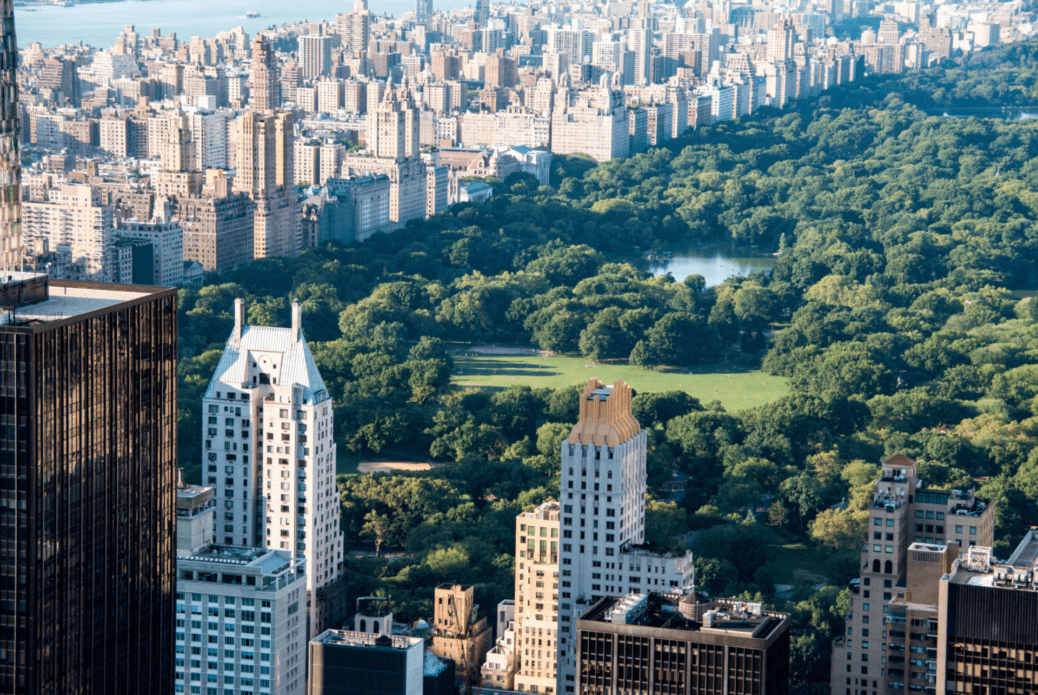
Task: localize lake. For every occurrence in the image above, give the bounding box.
[15,0,472,49]
[648,245,776,286]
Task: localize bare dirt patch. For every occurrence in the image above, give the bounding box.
[358,461,436,474]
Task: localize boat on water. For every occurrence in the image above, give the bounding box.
[245,10,260,17]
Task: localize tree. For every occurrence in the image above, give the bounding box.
[810,508,868,550]
[632,391,704,428]
[644,500,688,552]
[362,511,393,556]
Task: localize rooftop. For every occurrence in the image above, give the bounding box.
[312,629,423,651]
[579,592,789,642]
[0,277,168,325]
[946,533,1038,591]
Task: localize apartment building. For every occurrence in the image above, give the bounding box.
[555,379,696,693]
[514,501,562,694]
[203,299,346,637]
[175,479,308,695]
[830,455,995,695]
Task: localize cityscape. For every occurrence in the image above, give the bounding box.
[1,0,1038,694]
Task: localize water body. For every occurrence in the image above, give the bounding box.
[932,106,1038,121]
[648,244,776,287]
[15,0,472,49]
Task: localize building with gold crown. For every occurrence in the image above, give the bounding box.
[554,379,695,695]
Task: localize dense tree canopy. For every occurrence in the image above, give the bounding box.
[173,42,1038,694]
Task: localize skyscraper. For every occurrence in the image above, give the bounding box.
[555,379,695,693]
[513,501,561,692]
[175,477,308,695]
[938,531,1038,694]
[335,0,371,55]
[233,111,299,258]
[629,19,652,86]
[0,275,178,695]
[250,35,279,111]
[298,26,332,81]
[830,455,995,695]
[415,0,432,27]
[203,299,347,636]
[0,0,21,270]
[475,0,489,28]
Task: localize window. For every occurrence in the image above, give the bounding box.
[956,525,963,533]
[886,519,894,527]
[970,527,977,535]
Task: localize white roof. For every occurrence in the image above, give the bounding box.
[204,324,328,404]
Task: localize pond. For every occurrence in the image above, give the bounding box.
[646,244,777,286]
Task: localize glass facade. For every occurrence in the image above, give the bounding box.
[0,282,177,695]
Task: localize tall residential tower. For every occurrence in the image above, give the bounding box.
[203,299,346,636]
[555,379,695,693]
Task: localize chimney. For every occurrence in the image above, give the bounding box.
[291,301,301,342]
[234,298,245,341]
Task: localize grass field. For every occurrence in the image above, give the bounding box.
[451,350,789,411]
[764,539,832,585]
[337,451,362,477]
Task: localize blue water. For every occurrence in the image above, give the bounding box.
[16,0,472,49]
[651,245,776,286]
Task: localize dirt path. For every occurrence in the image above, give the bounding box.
[467,345,547,356]
[358,461,436,473]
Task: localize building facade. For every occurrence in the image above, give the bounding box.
[203,299,346,637]
[175,479,308,695]
[0,275,177,695]
[577,592,791,695]
[830,455,996,695]
[556,379,696,693]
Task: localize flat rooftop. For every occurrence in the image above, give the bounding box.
[580,592,788,641]
[1,277,170,326]
[947,532,1038,591]
[312,629,422,650]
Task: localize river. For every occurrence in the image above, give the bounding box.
[15,0,472,49]
[647,244,776,287]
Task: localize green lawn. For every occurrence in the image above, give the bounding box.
[451,350,788,411]
[337,450,362,476]
[764,539,832,585]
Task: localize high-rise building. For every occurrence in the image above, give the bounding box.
[366,78,420,160]
[251,35,280,111]
[415,0,432,26]
[175,477,308,695]
[309,631,425,695]
[299,27,333,81]
[551,75,631,163]
[115,198,184,286]
[938,531,1038,694]
[766,17,796,64]
[830,455,995,695]
[429,583,493,687]
[555,379,696,693]
[475,0,490,27]
[179,170,256,272]
[155,112,203,198]
[511,501,561,693]
[343,80,426,228]
[0,274,177,695]
[233,111,299,258]
[336,0,372,55]
[0,0,21,270]
[22,184,116,281]
[576,592,791,695]
[629,20,653,86]
[203,299,346,636]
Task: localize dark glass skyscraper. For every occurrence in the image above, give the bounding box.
[0,277,178,695]
[0,0,22,268]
